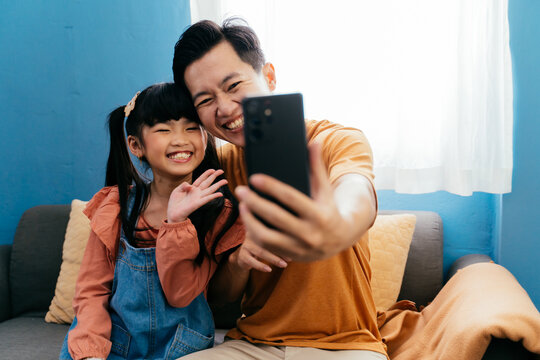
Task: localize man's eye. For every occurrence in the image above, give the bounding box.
[196,98,212,107]
[228,81,241,91]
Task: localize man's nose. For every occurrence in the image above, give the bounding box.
[216,94,237,117]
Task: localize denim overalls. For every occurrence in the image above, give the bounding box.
[60,190,215,359]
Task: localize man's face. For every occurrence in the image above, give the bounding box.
[184,41,274,147]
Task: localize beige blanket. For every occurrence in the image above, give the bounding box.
[378,262,540,360]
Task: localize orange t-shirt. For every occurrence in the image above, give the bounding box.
[218,120,387,356]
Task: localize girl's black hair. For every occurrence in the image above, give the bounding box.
[105,82,238,264]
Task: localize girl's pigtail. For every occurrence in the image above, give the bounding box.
[105,106,146,244]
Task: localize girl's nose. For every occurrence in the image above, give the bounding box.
[171,135,189,146]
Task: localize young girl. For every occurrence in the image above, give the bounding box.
[59,83,244,360]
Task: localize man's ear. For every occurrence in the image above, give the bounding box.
[127,135,144,158]
[262,62,276,91]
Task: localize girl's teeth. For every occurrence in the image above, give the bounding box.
[226,118,244,130]
[169,152,191,159]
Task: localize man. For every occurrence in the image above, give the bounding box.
[173,19,386,360]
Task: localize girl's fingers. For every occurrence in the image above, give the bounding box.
[199,169,224,189]
[203,179,228,195]
[192,169,216,187]
[201,192,223,204]
[175,182,192,193]
[195,192,224,208]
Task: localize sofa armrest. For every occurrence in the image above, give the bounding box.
[447,253,493,281]
[0,244,12,322]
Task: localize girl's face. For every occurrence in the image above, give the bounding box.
[129,117,206,184]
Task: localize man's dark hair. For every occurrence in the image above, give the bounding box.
[173,18,265,90]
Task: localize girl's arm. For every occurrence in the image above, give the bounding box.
[155,220,215,308]
[68,231,114,360]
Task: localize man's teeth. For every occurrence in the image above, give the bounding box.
[225,117,244,130]
[169,152,191,160]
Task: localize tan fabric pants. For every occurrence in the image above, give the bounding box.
[180,340,388,360]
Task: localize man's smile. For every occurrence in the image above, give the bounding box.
[223,116,244,131]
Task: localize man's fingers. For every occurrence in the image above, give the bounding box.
[243,240,288,269]
[238,237,289,273]
[247,174,321,221]
[238,202,309,260]
[238,252,272,273]
[235,186,309,240]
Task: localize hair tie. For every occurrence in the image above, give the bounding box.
[124,91,141,119]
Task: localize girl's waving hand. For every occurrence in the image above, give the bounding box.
[167,169,228,223]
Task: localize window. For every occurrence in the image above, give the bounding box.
[191,0,513,195]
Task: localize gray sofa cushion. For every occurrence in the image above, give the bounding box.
[0,315,68,358]
[10,205,70,317]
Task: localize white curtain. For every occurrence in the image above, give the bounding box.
[190,0,513,196]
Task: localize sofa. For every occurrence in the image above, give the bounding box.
[0,204,537,359]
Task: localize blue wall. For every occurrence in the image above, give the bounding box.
[0,1,191,245]
[499,0,540,308]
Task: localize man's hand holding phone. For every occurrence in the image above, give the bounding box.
[236,93,377,264]
[236,142,371,262]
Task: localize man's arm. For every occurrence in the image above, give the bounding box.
[208,237,290,304]
[234,142,377,262]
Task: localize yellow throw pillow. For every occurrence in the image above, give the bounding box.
[368,213,416,311]
[45,199,90,324]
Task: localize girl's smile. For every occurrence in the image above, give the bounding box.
[167,151,193,162]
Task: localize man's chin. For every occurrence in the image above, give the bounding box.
[223,131,245,147]
[229,138,245,147]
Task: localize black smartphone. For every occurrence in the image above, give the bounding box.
[242,93,311,211]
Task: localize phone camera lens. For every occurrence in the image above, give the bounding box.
[246,100,258,115]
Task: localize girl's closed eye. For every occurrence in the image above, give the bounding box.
[152,125,170,133]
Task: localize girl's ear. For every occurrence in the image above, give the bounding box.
[127,135,144,158]
[262,62,276,91]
